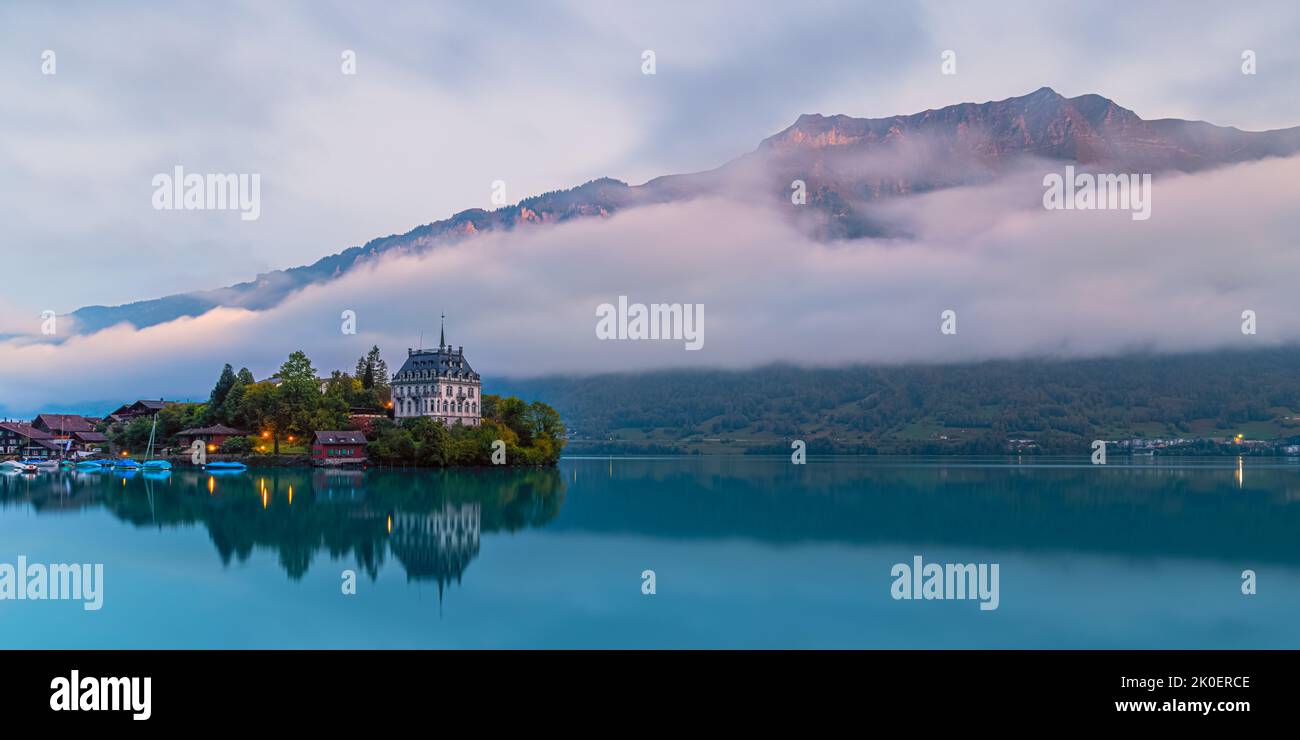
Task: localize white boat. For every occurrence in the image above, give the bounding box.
[19,458,59,470]
[0,460,37,473]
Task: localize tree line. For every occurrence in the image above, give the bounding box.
[108,346,393,454]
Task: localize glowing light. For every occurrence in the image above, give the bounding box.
[121,451,129,457]
[262,432,270,439]
[288,485,293,505]
[207,444,216,452]
[262,489,268,509]
[287,436,294,442]
[208,476,215,495]
[387,515,392,534]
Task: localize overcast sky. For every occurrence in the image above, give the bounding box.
[2,1,1299,415]
[2,0,1298,314]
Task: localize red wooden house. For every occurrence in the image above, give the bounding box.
[312,431,368,466]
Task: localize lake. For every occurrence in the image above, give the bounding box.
[2,456,1298,648]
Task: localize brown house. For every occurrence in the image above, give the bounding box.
[106,399,176,423]
[71,430,108,451]
[0,422,62,458]
[174,425,249,451]
[32,414,94,437]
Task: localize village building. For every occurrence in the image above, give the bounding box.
[32,413,94,437]
[347,407,389,437]
[311,431,368,466]
[391,316,482,426]
[106,399,176,423]
[70,430,108,451]
[175,425,250,451]
[0,422,64,459]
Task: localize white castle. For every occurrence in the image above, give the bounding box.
[391,315,482,426]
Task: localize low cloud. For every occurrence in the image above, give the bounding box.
[2,154,1299,415]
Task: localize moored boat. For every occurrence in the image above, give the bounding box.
[0,460,37,473]
[140,415,172,472]
[205,457,248,470]
[205,461,248,471]
[20,458,59,470]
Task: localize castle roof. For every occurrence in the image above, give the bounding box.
[394,346,478,380]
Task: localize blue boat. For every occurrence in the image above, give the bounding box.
[115,458,140,469]
[139,416,173,472]
[75,461,107,470]
[205,461,248,471]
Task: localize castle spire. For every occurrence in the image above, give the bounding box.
[439,312,446,349]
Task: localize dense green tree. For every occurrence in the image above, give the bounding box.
[354,345,389,391]
[108,403,206,453]
[366,395,565,467]
[220,436,255,454]
[220,378,248,428]
[204,364,238,424]
[238,382,291,455]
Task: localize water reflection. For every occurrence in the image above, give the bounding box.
[4,456,1299,648]
[0,467,565,596]
[4,455,1300,584]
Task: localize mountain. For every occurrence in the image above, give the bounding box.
[487,346,1300,456]
[68,87,1300,334]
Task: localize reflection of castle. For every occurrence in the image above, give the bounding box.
[9,468,564,589]
[388,503,481,602]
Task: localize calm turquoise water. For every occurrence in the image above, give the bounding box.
[1,456,1298,648]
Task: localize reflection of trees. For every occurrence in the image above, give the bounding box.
[6,468,565,585]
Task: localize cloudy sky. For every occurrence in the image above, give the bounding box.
[2,1,1299,413]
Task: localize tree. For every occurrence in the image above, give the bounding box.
[220,436,255,455]
[404,416,452,466]
[220,378,248,428]
[354,345,389,390]
[277,351,318,388]
[206,364,237,422]
[494,396,531,444]
[237,367,255,384]
[239,382,292,455]
[108,403,205,453]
